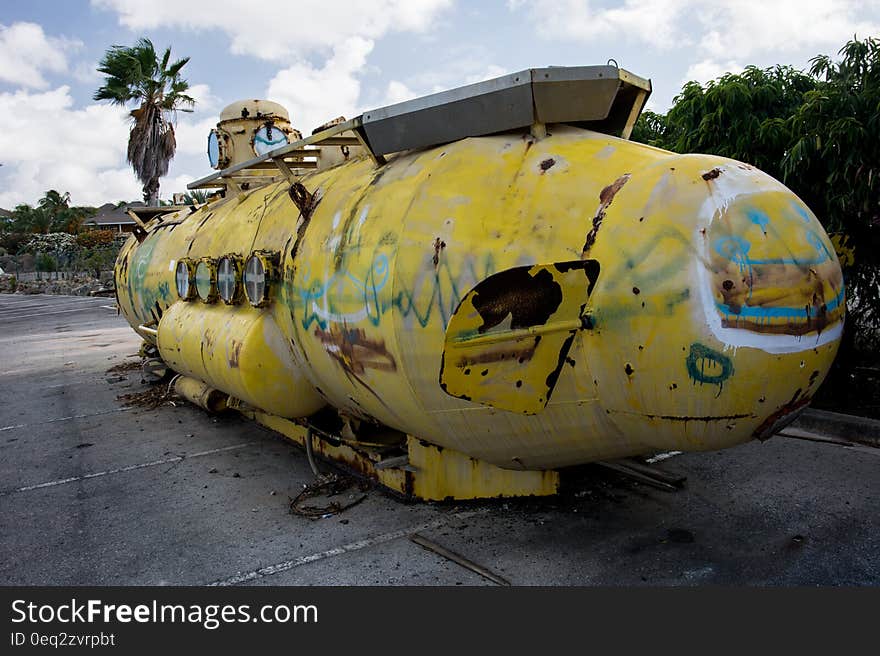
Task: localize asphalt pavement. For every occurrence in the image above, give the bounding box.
[0,294,877,586]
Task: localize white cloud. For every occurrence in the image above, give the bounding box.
[0,22,81,89]
[698,0,880,58]
[93,0,455,152]
[511,0,880,58]
[92,0,453,61]
[0,86,140,207]
[683,59,744,85]
[186,83,221,114]
[464,65,508,85]
[267,37,374,134]
[71,60,102,85]
[382,80,419,106]
[174,115,217,158]
[510,0,691,50]
[381,56,512,107]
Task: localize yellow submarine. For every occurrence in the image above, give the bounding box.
[114,65,844,499]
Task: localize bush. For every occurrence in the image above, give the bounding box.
[23,233,78,257]
[76,229,117,249]
[0,232,33,256]
[35,253,58,272]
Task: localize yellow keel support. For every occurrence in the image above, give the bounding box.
[239,408,559,501]
[405,436,559,500]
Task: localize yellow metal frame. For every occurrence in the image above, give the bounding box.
[241,408,559,500]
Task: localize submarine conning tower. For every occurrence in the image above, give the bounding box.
[113,65,844,500]
[207,99,299,170]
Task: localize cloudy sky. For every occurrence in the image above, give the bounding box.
[1,0,877,208]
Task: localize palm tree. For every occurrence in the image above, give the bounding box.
[38,189,70,233]
[94,38,195,206]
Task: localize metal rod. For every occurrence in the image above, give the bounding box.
[619,458,686,486]
[595,461,680,491]
[303,427,322,478]
[409,533,510,586]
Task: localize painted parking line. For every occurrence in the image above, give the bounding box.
[0,302,105,318]
[0,407,131,432]
[0,307,117,321]
[208,510,486,586]
[2,442,257,496]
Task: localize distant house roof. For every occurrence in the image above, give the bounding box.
[86,202,145,227]
[0,207,12,219]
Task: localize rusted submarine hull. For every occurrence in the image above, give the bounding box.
[115,124,843,484]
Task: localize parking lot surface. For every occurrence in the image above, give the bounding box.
[1,294,877,586]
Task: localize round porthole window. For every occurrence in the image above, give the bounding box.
[207,129,221,168]
[243,252,272,307]
[195,258,218,303]
[175,259,196,301]
[217,255,243,304]
[252,123,289,156]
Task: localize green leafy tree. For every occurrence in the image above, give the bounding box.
[35,190,95,233]
[629,110,669,148]
[94,38,195,206]
[639,65,818,177]
[632,37,880,413]
[9,203,49,234]
[6,191,94,235]
[781,38,880,351]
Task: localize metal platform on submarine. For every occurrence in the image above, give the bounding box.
[188,64,651,191]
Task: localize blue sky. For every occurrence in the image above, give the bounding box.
[1,0,878,208]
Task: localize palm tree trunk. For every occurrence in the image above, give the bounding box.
[144,178,160,206]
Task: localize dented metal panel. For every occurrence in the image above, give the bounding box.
[440,260,599,414]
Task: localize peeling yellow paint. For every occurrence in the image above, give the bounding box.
[116,123,844,477]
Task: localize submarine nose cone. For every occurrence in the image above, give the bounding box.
[697,171,844,355]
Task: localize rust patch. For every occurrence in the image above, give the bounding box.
[582,173,631,256]
[289,182,319,219]
[228,340,242,368]
[456,344,537,368]
[643,413,752,421]
[753,388,812,440]
[432,237,446,267]
[315,325,397,375]
[702,168,722,181]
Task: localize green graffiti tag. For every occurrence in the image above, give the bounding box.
[686,343,734,396]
